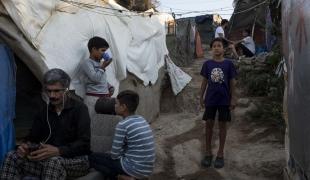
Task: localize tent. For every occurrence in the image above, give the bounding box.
[282,0,310,179]
[228,0,274,52]
[0,0,190,134]
[195,14,215,45]
[0,0,170,97]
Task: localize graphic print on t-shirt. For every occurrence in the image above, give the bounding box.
[211,68,224,83]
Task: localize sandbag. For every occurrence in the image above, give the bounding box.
[95,97,116,115]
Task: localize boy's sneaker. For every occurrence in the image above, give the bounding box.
[214,157,224,169]
[201,155,213,167]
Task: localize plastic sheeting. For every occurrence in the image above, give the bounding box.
[229,0,267,31]
[282,0,310,178]
[0,2,47,80]
[195,30,204,58]
[172,18,196,66]
[228,0,268,48]
[0,44,16,164]
[195,15,214,45]
[165,56,192,95]
[1,0,169,97]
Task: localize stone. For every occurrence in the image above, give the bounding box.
[242,59,253,65]
[239,65,253,72]
[237,98,251,107]
[91,114,122,152]
[253,67,265,71]
[172,139,202,177]
[234,102,257,117]
[153,141,168,174]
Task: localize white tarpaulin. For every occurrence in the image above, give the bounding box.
[1,0,172,97]
[165,56,192,95]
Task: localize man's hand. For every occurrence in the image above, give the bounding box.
[17,143,30,158]
[28,144,60,161]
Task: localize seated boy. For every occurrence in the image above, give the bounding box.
[89,90,155,180]
[229,29,256,59]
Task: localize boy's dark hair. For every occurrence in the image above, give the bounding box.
[210,38,224,48]
[221,19,229,26]
[87,36,109,52]
[117,90,139,113]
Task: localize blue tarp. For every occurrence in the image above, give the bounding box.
[195,15,213,24]
[0,44,16,164]
[195,15,214,45]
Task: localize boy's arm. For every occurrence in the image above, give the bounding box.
[223,37,234,44]
[230,78,237,109]
[110,123,126,159]
[200,77,208,108]
[81,60,104,83]
[233,39,244,45]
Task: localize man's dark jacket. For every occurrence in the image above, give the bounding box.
[25,96,91,158]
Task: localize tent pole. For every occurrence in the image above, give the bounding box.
[251,11,258,38]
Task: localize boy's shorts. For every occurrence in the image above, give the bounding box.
[203,106,231,122]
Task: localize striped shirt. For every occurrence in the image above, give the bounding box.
[111,115,155,178]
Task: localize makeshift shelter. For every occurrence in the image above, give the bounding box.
[168,14,216,66]
[171,17,196,66]
[0,0,190,135]
[195,14,215,45]
[1,0,169,94]
[228,0,275,52]
[282,0,310,179]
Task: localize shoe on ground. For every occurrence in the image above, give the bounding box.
[201,155,213,167]
[214,157,224,169]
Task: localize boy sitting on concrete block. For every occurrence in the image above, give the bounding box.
[89,90,155,180]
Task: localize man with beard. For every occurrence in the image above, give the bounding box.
[0,68,91,180]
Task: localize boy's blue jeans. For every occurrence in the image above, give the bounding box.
[89,152,127,179]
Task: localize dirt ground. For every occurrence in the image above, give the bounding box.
[149,54,286,180]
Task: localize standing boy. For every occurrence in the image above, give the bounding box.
[81,36,113,119]
[215,19,235,54]
[89,90,155,179]
[215,19,229,38]
[200,38,237,168]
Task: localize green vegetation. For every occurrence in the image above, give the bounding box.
[237,48,285,133]
[238,47,284,101]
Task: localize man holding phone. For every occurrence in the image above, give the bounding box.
[0,69,91,180]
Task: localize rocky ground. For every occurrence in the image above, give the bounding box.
[149,53,286,180]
